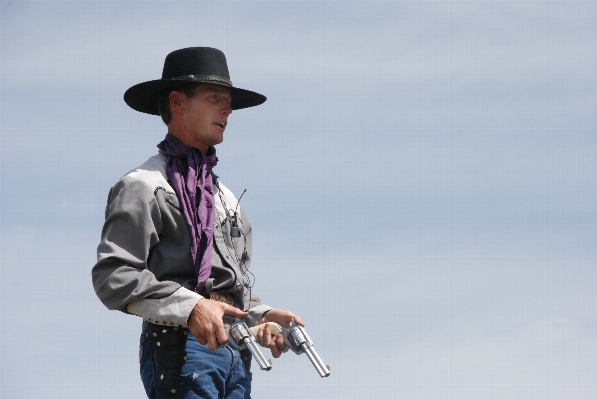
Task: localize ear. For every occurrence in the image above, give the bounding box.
[169,91,187,115]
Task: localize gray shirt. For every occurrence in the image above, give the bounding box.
[92,152,271,328]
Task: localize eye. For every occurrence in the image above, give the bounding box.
[206,93,231,105]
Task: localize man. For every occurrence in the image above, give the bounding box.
[92,47,302,398]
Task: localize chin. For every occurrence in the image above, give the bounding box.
[213,135,224,145]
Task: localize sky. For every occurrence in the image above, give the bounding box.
[1,1,596,398]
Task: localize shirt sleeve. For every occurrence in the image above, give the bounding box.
[92,176,202,326]
[127,286,202,327]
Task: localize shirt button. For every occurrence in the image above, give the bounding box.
[236,282,241,289]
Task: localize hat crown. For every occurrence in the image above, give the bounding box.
[161,47,231,82]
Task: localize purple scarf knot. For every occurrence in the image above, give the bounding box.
[157,134,218,293]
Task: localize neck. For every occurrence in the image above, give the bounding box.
[167,125,208,155]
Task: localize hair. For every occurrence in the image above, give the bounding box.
[157,84,202,125]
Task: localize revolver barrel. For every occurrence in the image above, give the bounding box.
[229,321,272,371]
[303,345,330,378]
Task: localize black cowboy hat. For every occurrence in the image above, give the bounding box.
[124,47,266,115]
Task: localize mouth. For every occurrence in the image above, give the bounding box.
[214,122,226,130]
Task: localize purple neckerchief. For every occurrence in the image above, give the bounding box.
[157,134,218,294]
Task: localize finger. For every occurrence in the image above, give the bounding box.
[256,324,271,347]
[215,322,229,347]
[202,323,221,351]
[221,303,249,318]
[256,325,265,346]
[271,345,281,358]
[207,331,220,351]
[290,314,305,327]
[263,323,272,346]
[269,334,281,358]
[192,330,208,346]
[274,334,287,352]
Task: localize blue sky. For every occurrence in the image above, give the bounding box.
[1,2,596,398]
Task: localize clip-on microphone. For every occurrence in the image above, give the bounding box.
[230,213,241,238]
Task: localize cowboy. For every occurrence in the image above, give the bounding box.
[92,47,303,398]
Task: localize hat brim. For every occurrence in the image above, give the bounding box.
[124,79,266,115]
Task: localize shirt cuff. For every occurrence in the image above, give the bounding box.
[126,287,202,327]
[245,304,274,327]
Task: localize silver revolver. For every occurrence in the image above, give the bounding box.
[250,318,331,378]
[228,320,272,371]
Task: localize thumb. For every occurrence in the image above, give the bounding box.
[221,303,249,318]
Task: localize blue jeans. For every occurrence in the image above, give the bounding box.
[140,329,252,399]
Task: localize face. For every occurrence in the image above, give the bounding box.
[176,84,233,153]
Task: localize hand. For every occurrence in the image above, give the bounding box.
[255,309,304,358]
[187,299,248,351]
[260,308,304,328]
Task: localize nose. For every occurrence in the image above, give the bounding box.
[222,102,232,115]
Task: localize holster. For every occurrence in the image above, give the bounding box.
[148,324,188,397]
[239,347,253,381]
